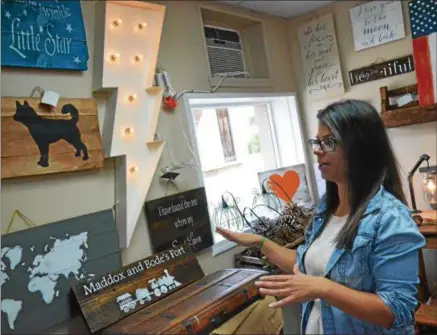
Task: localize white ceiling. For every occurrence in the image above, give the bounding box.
[220,1,336,19]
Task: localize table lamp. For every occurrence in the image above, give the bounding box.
[419,164,437,210]
[408,154,430,213]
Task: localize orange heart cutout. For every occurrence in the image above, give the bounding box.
[267,170,300,203]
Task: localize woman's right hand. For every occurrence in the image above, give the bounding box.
[215,227,262,247]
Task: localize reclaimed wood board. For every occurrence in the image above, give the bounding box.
[381,105,437,128]
[102,268,267,335]
[379,84,437,128]
[349,55,414,86]
[1,210,121,335]
[72,244,205,333]
[1,97,104,179]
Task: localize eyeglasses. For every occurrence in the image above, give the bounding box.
[308,138,336,152]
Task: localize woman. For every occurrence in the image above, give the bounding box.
[216,100,426,335]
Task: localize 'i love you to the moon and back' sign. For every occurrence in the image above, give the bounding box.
[1,0,89,70]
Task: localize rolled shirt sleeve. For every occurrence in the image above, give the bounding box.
[371,206,426,328]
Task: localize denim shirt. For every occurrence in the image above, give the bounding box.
[296,187,426,335]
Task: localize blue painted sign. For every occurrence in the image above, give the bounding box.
[1,0,89,71]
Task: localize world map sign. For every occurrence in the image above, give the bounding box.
[1,0,89,70]
[1,210,121,334]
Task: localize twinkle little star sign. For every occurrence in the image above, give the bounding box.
[1,0,89,70]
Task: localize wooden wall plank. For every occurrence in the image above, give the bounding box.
[2,132,102,157]
[1,98,97,117]
[1,210,121,335]
[72,244,205,333]
[1,97,104,179]
[2,116,99,138]
[1,150,104,179]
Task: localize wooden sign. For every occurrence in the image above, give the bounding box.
[349,55,414,86]
[145,187,214,253]
[1,97,104,179]
[102,268,266,335]
[297,13,345,101]
[350,1,405,51]
[72,244,205,333]
[1,0,89,70]
[1,210,121,335]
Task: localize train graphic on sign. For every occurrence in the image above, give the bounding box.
[116,269,181,313]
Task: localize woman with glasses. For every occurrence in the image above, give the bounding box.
[216,100,425,335]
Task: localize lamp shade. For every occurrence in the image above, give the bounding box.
[420,165,437,210]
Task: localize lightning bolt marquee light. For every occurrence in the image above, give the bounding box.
[93,1,166,248]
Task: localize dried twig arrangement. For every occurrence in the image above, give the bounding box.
[240,202,314,272]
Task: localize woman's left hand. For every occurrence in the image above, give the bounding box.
[255,264,331,308]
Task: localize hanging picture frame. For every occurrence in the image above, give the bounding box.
[1,0,89,70]
[297,13,345,101]
[350,0,406,52]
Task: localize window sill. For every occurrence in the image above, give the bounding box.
[212,239,239,257]
[211,226,253,257]
[202,160,243,174]
[209,76,273,88]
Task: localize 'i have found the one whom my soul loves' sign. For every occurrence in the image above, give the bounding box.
[72,244,205,333]
[145,187,214,253]
[1,0,89,70]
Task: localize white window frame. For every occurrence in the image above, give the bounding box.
[183,92,313,256]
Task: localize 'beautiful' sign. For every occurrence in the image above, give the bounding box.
[1,0,89,70]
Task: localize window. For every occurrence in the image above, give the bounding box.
[186,94,306,249]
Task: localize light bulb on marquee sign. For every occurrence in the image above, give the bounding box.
[127,94,137,102]
[134,55,143,63]
[109,53,120,62]
[95,1,166,248]
[124,127,134,136]
[112,19,122,27]
[138,22,147,31]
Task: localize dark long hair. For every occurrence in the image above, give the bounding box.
[317,100,406,250]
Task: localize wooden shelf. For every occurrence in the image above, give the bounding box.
[380,84,437,128]
[416,298,437,328]
[381,105,437,128]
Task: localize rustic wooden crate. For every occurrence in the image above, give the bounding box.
[380,84,437,128]
[1,97,104,179]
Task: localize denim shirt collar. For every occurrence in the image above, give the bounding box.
[314,185,385,217]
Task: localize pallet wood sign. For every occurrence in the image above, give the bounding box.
[1,210,121,335]
[1,97,104,179]
[72,244,205,333]
[145,187,214,253]
[349,55,415,86]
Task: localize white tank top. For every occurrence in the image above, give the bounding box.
[304,215,348,335]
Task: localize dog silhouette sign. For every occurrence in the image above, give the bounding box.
[1,98,104,179]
